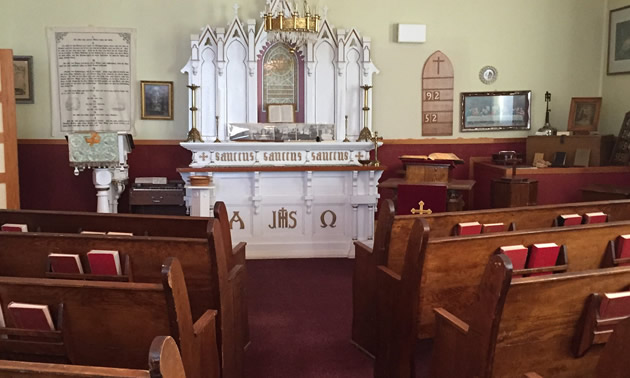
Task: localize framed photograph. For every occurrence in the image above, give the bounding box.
[608,5,630,75]
[567,97,602,132]
[140,81,173,120]
[13,56,33,104]
[267,103,295,123]
[460,91,531,132]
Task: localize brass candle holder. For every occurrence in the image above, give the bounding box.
[357,85,373,141]
[185,84,203,143]
[343,115,350,142]
[214,115,221,143]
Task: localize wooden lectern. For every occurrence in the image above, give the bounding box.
[490,156,538,208]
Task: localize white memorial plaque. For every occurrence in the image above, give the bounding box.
[47,27,136,137]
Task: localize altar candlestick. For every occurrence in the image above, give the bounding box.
[343,115,350,142]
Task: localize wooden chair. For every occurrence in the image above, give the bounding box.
[430,254,513,378]
[352,199,396,356]
[0,336,186,377]
[396,184,447,215]
[0,258,219,378]
[374,217,429,378]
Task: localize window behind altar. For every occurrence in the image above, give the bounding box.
[259,43,304,123]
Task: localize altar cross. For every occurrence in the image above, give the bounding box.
[433,56,445,75]
[200,152,209,161]
[411,201,432,215]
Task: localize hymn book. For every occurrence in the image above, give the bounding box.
[583,212,607,224]
[106,231,134,236]
[599,292,630,319]
[7,302,55,331]
[557,214,582,226]
[499,245,528,275]
[48,253,84,274]
[482,223,505,233]
[526,243,561,276]
[80,231,106,235]
[87,250,122,275]
[456,222,482,236]
[1,223,28,232]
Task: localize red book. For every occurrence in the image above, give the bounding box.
[482,223,505,233]
[48,253,84,274]
[599,292,630,319]
[557,214,582,226]
[583,212,608,224]
[456,222,482,236]
[87,250,121,276]
[499,245,528,275]
[80,231,106,235]
[7,302,55,331]
[1,223,28,232]
[527,243,561,276]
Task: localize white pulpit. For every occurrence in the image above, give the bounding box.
[68,132,133,213]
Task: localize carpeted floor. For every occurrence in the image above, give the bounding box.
[244,258,432,377]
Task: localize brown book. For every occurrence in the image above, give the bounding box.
[599,292,630,319]
[7,302,55,331]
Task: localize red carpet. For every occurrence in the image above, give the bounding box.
[245,258,432,377]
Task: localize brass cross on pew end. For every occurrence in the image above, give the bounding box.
[411,201,432,215]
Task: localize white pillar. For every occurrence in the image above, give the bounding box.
[93,169,113,213]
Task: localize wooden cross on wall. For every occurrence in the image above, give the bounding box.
[433,56,445,74]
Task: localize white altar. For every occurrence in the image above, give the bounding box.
[179,1,381,258]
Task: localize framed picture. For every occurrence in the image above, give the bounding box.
[140,81,173,120]
[567,97,602,132]
[13,56,33,104]
[460,91,531,131]
[608,5,630,75]
[267,103,295,123]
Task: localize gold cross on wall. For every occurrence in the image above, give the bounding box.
[411,201,433,215]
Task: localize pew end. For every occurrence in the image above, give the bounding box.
[190,311,220,378]
[430,308,469,378]
[149,336,189,378]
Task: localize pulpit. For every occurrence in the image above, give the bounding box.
[379,154,475,213]
[67,132,133,213]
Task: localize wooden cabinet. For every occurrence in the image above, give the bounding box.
[526,135,615,167]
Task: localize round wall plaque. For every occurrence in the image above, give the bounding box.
[479,66,498,84]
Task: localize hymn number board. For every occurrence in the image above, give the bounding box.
[422,51,454,136]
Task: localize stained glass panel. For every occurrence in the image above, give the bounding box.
[263,44,298,111]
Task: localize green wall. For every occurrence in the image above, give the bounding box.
[0,0,620,140]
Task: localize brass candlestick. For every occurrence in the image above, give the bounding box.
[214,115,221,143]
[343,115,350,142]
[370,131,383,167]
[357,85,373,141]
[185,84,203,143]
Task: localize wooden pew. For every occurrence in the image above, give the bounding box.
[353,215,630,353]
[0,218,242,378]
[0,336,186,377]
[374,217,429,378]
[431,263,630,378]
[0,202,250,352]
[0,258,219,378]
[398,199,630,237]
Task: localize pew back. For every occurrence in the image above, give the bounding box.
[493,267,630,377]
[0,336,185,378]
[397,199,630,237]
[0,209,208,238]
[0,232,213,321]
[385,219,630,338]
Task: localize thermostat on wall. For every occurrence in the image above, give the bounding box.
[397,24,426,43]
